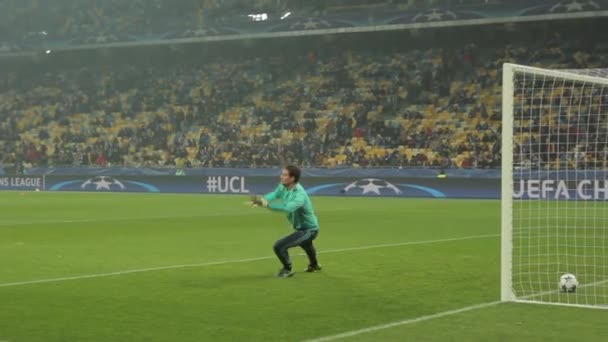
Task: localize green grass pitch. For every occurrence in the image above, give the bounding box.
[0,192,606,341]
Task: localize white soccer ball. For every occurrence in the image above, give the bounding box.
[560,273,579,293]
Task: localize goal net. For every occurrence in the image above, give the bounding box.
[501,63,608,308]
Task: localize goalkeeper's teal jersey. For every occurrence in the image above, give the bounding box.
[264,183,319,230]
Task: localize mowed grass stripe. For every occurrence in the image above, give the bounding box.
[304,301,502,342]
[0,206,396,227]
[1,193,506,341]
[0,234,498,288]
[0,210,267,227]
[306,278,608,342]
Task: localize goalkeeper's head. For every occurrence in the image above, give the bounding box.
[280,165,301,187]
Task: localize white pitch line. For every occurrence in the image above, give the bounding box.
[312,234,499,254]
[303,301,501,342]
[0,256,273,288]
[515,279,608,309]
[303,275,608,342]
[0,234,498,288]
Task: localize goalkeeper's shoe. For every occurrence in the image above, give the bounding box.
[304,264,322,273]
[277,268,295,278]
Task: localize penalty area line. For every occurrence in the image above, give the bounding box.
[303,301,501,342]
[0,234,498,288]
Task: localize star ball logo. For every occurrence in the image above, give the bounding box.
[306,178,446,198]
[49,176,159,192]
[413,9,458,22]
[81,176,125,190]
[550,0,600,13]
[343,178,402,195]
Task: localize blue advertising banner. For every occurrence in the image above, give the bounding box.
[4,172,606,200]
[42,174,500,199]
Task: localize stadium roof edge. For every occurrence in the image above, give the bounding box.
[1,10,607,57]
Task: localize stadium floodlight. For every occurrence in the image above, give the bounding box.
[248,13,268,22]
[502,63,608,308]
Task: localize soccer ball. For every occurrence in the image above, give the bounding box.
[560,273,579,293]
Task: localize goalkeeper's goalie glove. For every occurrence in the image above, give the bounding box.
[250,195,268,208]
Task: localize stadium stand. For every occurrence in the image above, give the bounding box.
[1,21,607,170]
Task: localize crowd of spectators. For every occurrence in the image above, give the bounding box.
[513,76,608,170]
[1,23,607,170]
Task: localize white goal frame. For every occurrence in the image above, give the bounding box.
[501,63,608,308]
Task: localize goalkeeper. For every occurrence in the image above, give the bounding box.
[253,165,321,278]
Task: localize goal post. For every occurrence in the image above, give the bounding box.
[501,63,608,308]
[501,63,515,302]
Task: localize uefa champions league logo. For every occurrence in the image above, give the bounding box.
[306,178,445,197]
[413,9,458,22]
[49,176,159,192]
[81,176,125,190]
[550,0,600,12]
[342,178,402,195]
